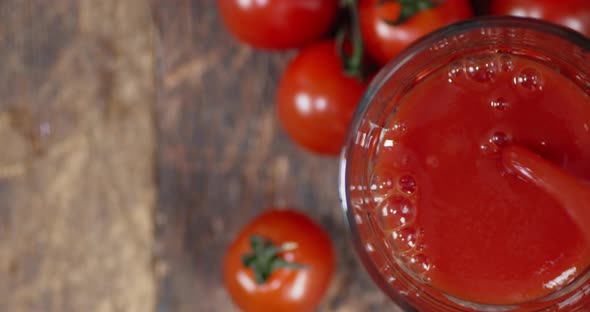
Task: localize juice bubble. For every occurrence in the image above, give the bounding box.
[375,196,416,231]
[398,174,417,194]
[514,67,544,91]
[480,143,494,155]
[465,56,497,83]
[370,171,396,200]
[407,253,432,276]
[498,54,514,72]
[386,226,418,253]
[490,131,510,148]
[447,60,464,83]
[480,131,511,155]
[490,97,510,111]
[391,122,408,135]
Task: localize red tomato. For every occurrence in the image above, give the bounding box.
[359,0,473,65]
[277,40,368,155]
[491,0,590,37]
[217,0,339,50]
[223,209,335,312]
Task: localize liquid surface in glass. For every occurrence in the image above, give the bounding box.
[371,53,590,305]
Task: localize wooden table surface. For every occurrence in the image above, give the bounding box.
[0,0,405,311]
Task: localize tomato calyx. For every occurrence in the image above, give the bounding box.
[378,0,437,25]
[242,235,304,284]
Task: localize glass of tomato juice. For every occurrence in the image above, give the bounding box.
[340,17,590,311]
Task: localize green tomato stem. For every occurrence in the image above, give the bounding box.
[339,0,365,79]
[241,235,304,285]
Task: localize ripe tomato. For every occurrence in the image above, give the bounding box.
[217,0,339,50]
[491,0,590,37]
[277,40,368,155]
[223,209,335,312]
[359,0,473,65]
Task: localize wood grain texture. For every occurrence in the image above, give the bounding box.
[0,0,156,311]
[154,1,398,311]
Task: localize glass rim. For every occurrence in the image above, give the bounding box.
[339,16,590,310]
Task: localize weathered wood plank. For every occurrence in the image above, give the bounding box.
[0,1,156,311]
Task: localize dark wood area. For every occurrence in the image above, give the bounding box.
[154,1,392,311]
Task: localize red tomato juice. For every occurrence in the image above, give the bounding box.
[371,53,590,304]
